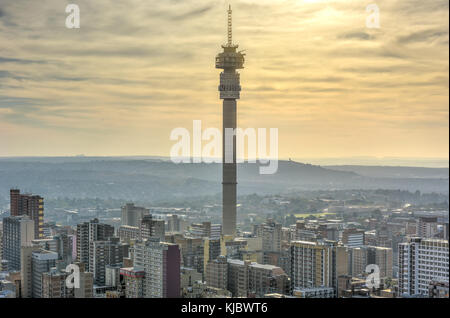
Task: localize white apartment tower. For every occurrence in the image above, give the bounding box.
[398,237,449,296]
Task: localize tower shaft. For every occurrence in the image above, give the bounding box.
[222,98,237,237]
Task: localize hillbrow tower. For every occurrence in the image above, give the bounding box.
[216,5,245,237]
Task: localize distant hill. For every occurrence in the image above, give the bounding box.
[0,157,447,202]
[326,165,449,179]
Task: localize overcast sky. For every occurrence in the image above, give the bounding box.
[0,0,448,162]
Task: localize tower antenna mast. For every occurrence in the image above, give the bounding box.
[227,5,233,47]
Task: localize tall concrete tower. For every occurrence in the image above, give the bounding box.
[216,5,245,237]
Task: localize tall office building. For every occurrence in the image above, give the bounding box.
[216,6,245,237]
[121,203,149,227]
[133,238,180,298]
[398,237,449,296]
[76,218,114,271]
[2,216,35,271]
[139,215,165,242]
[31,249,58,298]
[10,189,44,239]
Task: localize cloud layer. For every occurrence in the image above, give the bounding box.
[0,0,448,159]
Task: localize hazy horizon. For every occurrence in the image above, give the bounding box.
[0,154,448,168]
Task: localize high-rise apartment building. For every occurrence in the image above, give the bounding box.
[398,237,449,296]
[133,238,180,298]
[290,240,348,292]
[10,189,44,239]
[89,237,128,285]
[139,215,165,242]
[76,219,114,271]
[2,216,35,271]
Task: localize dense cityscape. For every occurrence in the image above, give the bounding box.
[0,185,448,299]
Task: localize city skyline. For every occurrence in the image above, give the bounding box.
[0,0,448,160]
[0,0,449,306]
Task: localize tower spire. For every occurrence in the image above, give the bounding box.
[227,5,232,47]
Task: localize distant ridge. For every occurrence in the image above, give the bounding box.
[0,158,447,202]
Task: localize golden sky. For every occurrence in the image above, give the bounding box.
[0,0,448,162]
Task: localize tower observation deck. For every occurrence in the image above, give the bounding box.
[216,5,245,237]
